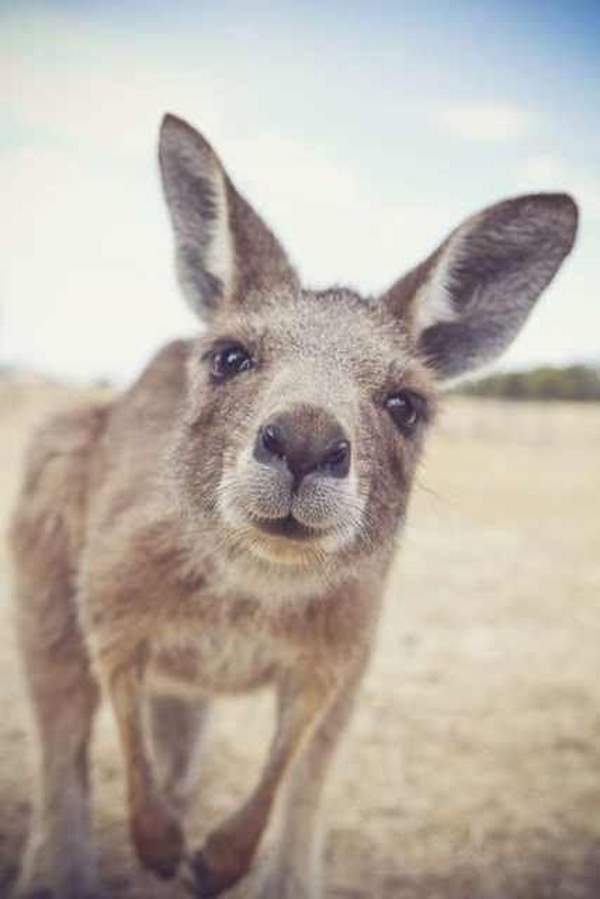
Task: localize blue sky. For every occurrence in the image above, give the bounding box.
[2,1,599,382]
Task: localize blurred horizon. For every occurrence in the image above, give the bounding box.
[2,0,599,385]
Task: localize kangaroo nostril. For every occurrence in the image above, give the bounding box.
[254,416,350,482]
[323,439,351,476]
[261,424,285,459]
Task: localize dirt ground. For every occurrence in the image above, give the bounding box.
[0,380,599,899]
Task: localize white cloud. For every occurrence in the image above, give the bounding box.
[437,101,533,143]
[2,44,226,159]
[225,132,360,208]
[520,153,566,183]
[0,141,197,381]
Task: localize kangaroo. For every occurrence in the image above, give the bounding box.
[10,113,577,899]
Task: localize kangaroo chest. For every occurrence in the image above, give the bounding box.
[145,597,325,696]
[148,620,281,695]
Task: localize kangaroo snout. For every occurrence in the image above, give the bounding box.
[254,408,351,488]
[217,402,361,552]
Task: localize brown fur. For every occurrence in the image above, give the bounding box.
[10,114,577,899]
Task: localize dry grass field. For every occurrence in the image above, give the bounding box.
[0,380,598,898]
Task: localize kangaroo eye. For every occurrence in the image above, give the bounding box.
[210,343,254,382]
[385,390,427,433]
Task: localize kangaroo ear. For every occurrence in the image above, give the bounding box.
[381,193,578,380]
[159,114,297,321]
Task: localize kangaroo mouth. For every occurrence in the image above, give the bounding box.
[253,514,324,541]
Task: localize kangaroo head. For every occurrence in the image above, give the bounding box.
[159,114,577,593]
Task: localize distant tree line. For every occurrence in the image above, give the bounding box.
[456,365,600,402]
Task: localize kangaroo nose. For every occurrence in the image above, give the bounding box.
[254,410,351,486]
